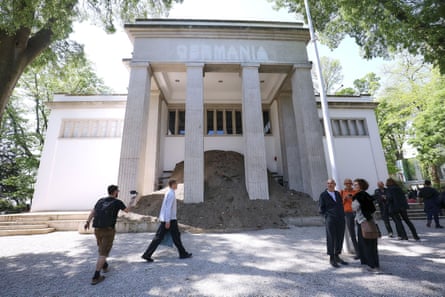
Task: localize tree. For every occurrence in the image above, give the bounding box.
[409,70,445,186]
[0,41,110,209]
[0,98,39,209]
[375,55,431,175]
[0,0,182,124]
[353,72,381,95]
[335,87,356,96]
[312,56,344,94]
[272,0,445,74]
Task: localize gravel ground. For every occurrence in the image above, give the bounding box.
[1,220,445,297]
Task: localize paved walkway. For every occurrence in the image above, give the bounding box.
[1,220,444,297]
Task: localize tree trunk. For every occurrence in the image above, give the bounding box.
[0,27,53,127]
[429,165,441,188]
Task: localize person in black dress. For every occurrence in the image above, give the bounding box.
[352,178,380,273]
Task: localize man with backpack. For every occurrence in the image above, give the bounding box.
[84,185,130,285]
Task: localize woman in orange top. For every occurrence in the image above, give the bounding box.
[340,178,359,258]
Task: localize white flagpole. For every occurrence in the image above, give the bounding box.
[303,0,339,185]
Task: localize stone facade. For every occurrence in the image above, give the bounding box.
[31,20,388,211]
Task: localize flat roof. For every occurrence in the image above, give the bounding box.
[126,18,305,30]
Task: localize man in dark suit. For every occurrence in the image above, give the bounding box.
[319,179,348,268]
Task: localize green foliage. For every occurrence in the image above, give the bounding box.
[0,0,182,123]
[375,54,445,181]
[272,0,445,74]
[353,73,381,95]
[335,87,356,96]
[0,41,111,208]
[0,98,39,207]
[409,70,445,184]
[317,56,343,94]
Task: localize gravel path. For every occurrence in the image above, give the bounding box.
[1,220,444,297]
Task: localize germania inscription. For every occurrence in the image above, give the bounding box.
[177,44,269,61]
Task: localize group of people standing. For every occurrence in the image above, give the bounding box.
[319,178,380,272]
[319,177,443,273]
[375,179,443,239]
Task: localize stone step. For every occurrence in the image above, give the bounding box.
[0,211,159,235]
[0,223,49,230]
[0,227,55,236]
[0,212,89,222]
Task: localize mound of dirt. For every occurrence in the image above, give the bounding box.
[132,150,319,231]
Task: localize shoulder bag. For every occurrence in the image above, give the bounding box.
[361,219,380,239]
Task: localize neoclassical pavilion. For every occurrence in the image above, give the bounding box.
[31,19,387,211]
[118,19,327,204]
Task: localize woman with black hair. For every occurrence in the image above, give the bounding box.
[352,178,380,273]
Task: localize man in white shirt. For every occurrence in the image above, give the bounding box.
[141,179,192,261]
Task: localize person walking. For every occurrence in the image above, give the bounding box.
[319,179,348,268]
[418,180,443,228]
[373,181,394,237]
[84,185,130,285]
[352,178,380,273]
[142,179,192,262]
[386,178,420,241]
[340,178,359,258]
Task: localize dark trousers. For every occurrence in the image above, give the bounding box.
[325,215,345,256]
[345,212,359,254]
[142,220,187,258]
[378,204,393,234]
[392,212,408,239]
[399,209,419,239]
[357,222,379,268]
[392,210,419,240]
[426,209,440,227]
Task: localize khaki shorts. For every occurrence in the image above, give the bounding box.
[94,227,116,257]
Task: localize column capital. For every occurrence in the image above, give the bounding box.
[186,63,205,68]
[241,63,260,69]
[129,61,151,69]
[293,62,313,71]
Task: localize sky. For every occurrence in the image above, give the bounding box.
[70,0,386,93]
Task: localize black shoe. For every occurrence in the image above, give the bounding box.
[426,223,431,227]
[353,255,360,260]
[180,252,193,259]
[436,225,444,229]
[330,259,340,268]
[335,255,348,265]
[141,255,154,262]
[91,275,105,285]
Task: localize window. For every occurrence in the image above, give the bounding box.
[320,119,368,137]
[167,109,186,135]
[60,119,123,138]
[206,108,243,135]
[263,110,271,135]
[167,106,271,136]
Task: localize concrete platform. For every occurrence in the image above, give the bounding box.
[1,220,444,296]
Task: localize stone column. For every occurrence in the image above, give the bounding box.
[241,64,269,200]
[118,62,152,204]
[143,91,162,194]
[184,63,204,203]
[291,63,328,199]
[278,93,303,191]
